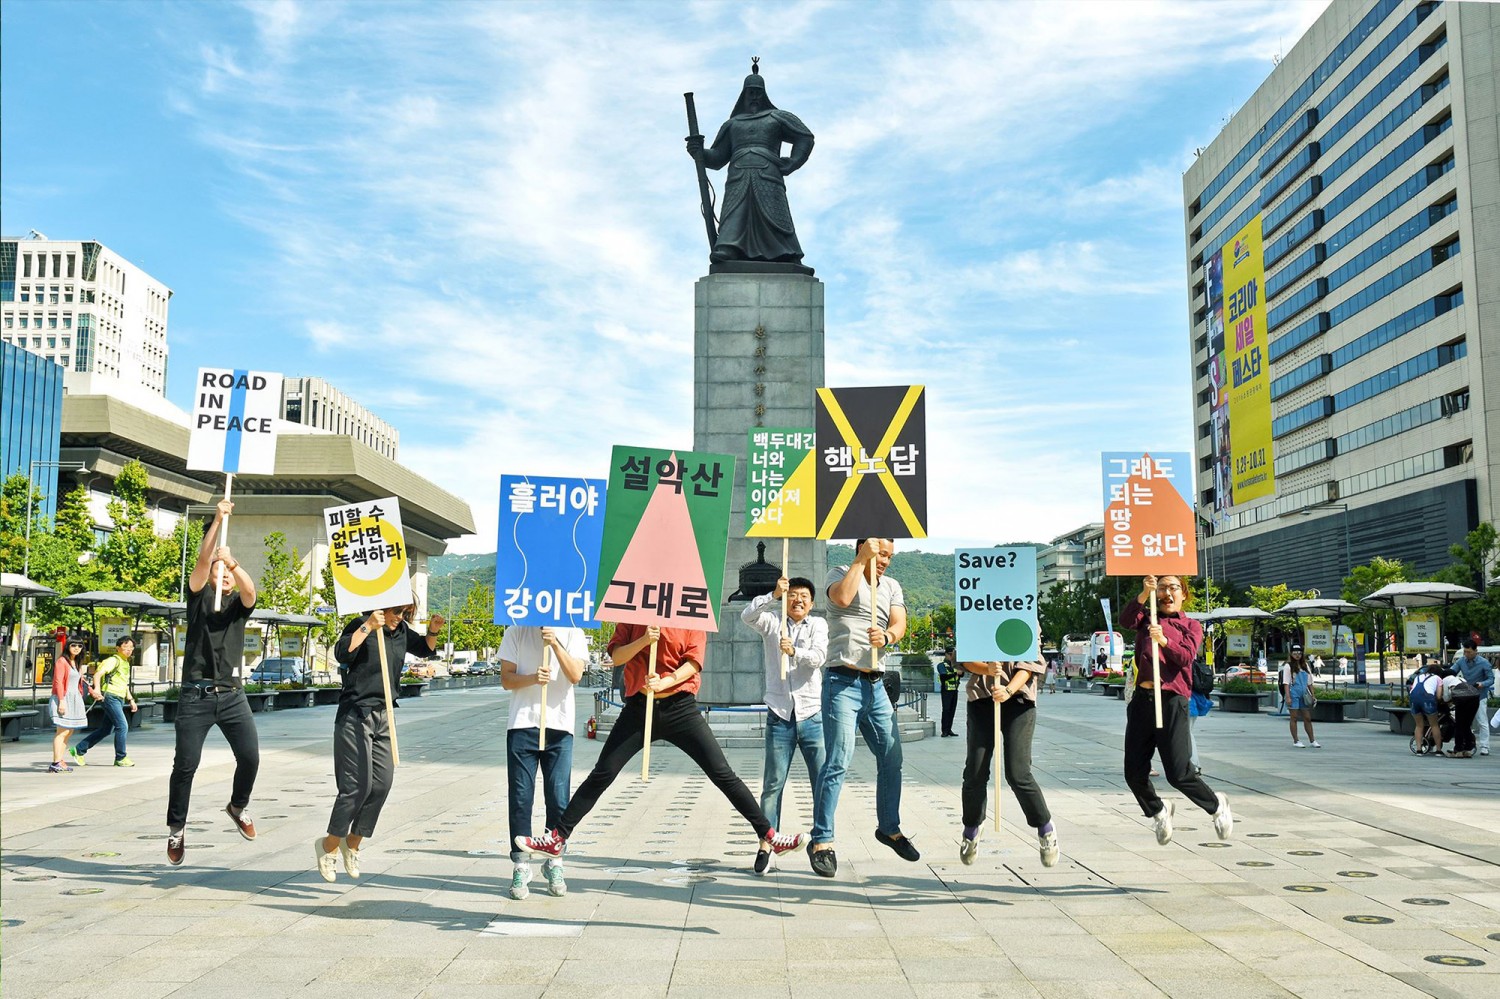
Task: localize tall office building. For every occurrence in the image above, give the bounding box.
[1182,0,1497,595]
[1,340,65,521]
[279,376,399,460]
[0,236,172,395]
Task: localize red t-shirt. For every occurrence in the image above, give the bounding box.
[608,624,705,698]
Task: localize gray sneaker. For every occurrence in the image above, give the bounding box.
[510,862,531,901]
[1212,793,1234,841]
[1152,802,1175,846]
[959,833,979,866]
[544,859,567,897]
[1039,830,1059,868]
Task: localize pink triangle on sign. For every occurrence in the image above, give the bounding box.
[610,454,715,629]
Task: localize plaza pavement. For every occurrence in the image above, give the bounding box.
[2,684,1498,999]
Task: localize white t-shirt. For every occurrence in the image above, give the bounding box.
[499,626,587,734]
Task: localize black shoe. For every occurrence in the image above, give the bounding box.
[875,829,921,862]
[754,845,772,876]
[807,841,837,878]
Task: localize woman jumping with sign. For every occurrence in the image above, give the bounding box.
[1121,575,1234,847]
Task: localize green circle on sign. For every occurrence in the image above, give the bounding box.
[995,619,1034,657]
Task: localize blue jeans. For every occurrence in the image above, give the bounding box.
[811,672,903,844]
[760,708,825,831]
[507,727,573,863]
[77,693,129,761]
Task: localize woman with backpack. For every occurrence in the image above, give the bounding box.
[1409,665,1446,756]
[1286,646,1320,748]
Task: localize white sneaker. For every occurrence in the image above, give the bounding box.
[1309,741,1322,749]
[314,840,338,883]
[1153,802,1175,846]
[1039,830,1059,868]
[1480,748,1489,756]
[1213,792,1234,841]
[510,862,531,900]
[1292,741,1305,748]
[544,859,567,897]
[339,842,361,879]
[959,832,979,866]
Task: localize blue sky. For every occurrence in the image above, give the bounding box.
[2,0,1326,555]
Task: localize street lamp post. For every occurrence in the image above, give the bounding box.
[15,460,87,686]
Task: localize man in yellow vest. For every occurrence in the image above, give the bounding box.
[70,636,139,767]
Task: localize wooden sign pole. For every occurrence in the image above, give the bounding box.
[869,559,880,671]
[780,538,790,680]
[213,473,234,611]
[539,643,551,751]
[1149,589,1164,729]
[375,624,400,766]
[641,636,659,781]
[993,693,1003,833]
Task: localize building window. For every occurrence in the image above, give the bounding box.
[18,316,27,328]
[63,286,73,302]
[19,289,28,302]
[62,314,71,328]
[22,254,30,278]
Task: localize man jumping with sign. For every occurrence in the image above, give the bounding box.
[515,622,806,876]
[166,499,259,866]
[314,603,443,883]
[1122,575,1232,846]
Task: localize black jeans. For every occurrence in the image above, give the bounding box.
[167,687,260,829]
[1452,697,1480,753]
[327,703,395,838]
[1123,690,1218,817]
[961,697,1051,829]
[940,689,959,735]
[559,692,771,840]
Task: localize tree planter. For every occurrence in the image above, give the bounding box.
[1107,685,1127,700]
[1216,692,1263,713]
[1377,706,1415,735]
[246,692,276,713]
[134,700,161,724]
[275,690,313,709]
[1309,700,1348,723]
[1,710,33,741]
[312,688,342,706]
[162,700,180,723]
[86,703,148,730]
[399,682,427,699]
[1335,699,1369,720]
[1096,684,1117,696]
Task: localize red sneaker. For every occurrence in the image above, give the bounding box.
[514,828,565,859]
[765,830,804,855]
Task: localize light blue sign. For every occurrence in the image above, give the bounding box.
[495,475,607,627]
[954,546,1039,663]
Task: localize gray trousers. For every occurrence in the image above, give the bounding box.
[327,703,395,838]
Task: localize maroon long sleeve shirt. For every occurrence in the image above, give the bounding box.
[1121,597,1203,699]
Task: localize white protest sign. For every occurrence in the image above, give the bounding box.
[186,367,282,475]
[325,496,412,615]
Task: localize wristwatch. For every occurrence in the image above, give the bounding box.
[358,624,370,634]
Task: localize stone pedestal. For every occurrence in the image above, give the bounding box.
[694,272,826,705]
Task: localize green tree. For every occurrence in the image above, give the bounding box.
[1430,522,1499,641]
[1038,580,1110,647]
[258,531,310,614]
[1246,583,1313,647]
[446,583,505,654]
[0,473,45,572]
[1342,555,1412,670]
[94,460,181,598]
[931,603,955,647]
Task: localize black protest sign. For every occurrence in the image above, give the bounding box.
[814,385,927,540]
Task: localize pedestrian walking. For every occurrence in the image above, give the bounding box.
[1121,574,1234,846]
[70,636,138,767]
[165,499,259,866]
[957,658,1058,867]
[499,624,585,899]
[1286,647,1320,748]
[739,575,828,872]
[49,637,89,773]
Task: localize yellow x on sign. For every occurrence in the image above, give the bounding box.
[814,385,927,540]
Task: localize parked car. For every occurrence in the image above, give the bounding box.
[248,657,310,685]
[1221,665,1268,684]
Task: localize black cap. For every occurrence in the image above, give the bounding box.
[1290,644,1303,652]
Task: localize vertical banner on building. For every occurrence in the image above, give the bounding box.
[495,474,606,627]
[1100,452,1198,576]
[324,497,413,614]
[1222,215,1274,504]
[814,385,927,540]
[1100,599,1114,654]
[595,447,735,631]
[744,428,817,537]
[1404,611,1439,652]
[954,547,1039,662]
[186,368,282,475]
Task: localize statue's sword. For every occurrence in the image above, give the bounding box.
[684,93,719,250]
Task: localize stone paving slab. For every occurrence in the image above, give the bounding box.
[3,685,1498,997]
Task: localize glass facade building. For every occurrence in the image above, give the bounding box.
[1181,0,1497,595]
[1,339,65,521]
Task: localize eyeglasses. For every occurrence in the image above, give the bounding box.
[1156,583,1183,592]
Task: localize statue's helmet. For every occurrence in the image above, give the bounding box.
[732,57,777,116]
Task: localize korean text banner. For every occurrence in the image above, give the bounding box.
[814,385,927,540]
[744,428,817,537]
[186,368,282,475]
[1404,611,1439,652]
[595,447,735,631]
[325,496,413,615]
[1222,215,1275,505]
[1225,625,1252,656]
[1100,452,1197,575]
[495,475,606,627]
[954,547,1039,662]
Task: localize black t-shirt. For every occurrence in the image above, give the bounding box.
[333,617,437,711]
[184,582,254,686]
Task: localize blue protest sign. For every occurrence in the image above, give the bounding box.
[954,546,1039,663]
[495,475,607,627]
